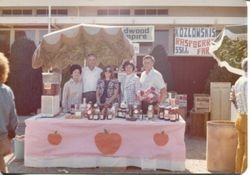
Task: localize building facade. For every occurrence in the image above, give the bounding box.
[0,0,247,109]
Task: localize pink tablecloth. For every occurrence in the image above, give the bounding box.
[24,115,186,171]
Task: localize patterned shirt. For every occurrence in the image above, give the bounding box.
[121,73,141,105]
[96,79,119,104]
[234,73,248,114]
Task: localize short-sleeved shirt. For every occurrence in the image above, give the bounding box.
[82,66,102,93]
[234,74,248,114]
[140,68,166,93]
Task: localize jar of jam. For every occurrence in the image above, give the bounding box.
[159,104,165,120]
[164,106,170,121]
[147,105,154,120]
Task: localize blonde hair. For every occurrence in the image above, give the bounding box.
[0,52,10,83]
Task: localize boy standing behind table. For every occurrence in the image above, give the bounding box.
[0,52,18,173]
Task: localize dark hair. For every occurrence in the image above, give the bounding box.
[122,61,135,71]
[70,64,82,74]
[143,55,155,63]
[87,53,96,59]
[100,66,114,79]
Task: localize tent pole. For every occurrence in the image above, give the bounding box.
[48,5,51,33]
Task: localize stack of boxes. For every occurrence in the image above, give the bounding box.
[190,94,211,137]
[193,94,211,113]
[41,72,61,117]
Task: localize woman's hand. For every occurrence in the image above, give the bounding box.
[104,102,111,108]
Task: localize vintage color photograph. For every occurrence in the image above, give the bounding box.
[0,0,248,174]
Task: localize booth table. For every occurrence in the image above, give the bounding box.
[24,114,186,171]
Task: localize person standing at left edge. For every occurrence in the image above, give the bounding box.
[230,58,248,173]
[0,52,18,173]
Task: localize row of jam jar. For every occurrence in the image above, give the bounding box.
[70,101,116,120]
[158,105,180,122]
[117,103,180,122]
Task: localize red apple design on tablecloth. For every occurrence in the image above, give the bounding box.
[153,131,169,146]
[95,129,122,155]
[47,131,62,145]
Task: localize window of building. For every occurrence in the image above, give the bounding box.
[140,42,153,54]
[51,9,57,15]
[134,9,145,16]
[97,9,108,16]
[2,9,12,15]
[108,9,119,16]
[57,9,68,15]
[36,9,67,16]
[0,30,11,57]
[39,30,48,41]
[14,30,36,44]
[51,9,68,16]
[146,9,157,15]
[97,8,130,16]
[119,9,130,16]
[138,30,169,54]
[23,9,32,15]
[36,9,48,16]
[135,8,168,16]
[2,9,32,16]
[12,9,22,15]
[157,9,168,15]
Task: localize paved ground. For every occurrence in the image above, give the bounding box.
[4,116,211,174]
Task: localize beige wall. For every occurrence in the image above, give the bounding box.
[0,6,246,18]
[168,7,246,17]
[0,0,246,7]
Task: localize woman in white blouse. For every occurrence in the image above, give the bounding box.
[120,61,141,106]
[62,64,83,112]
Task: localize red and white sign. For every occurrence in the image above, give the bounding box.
[174,27,216,56]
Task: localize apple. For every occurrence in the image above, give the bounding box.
[95,129,122,155]
[153,131,169,146]
[47,131,62,145]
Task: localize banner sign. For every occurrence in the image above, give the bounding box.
[123,26,155,42]
[174,27,216,56]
